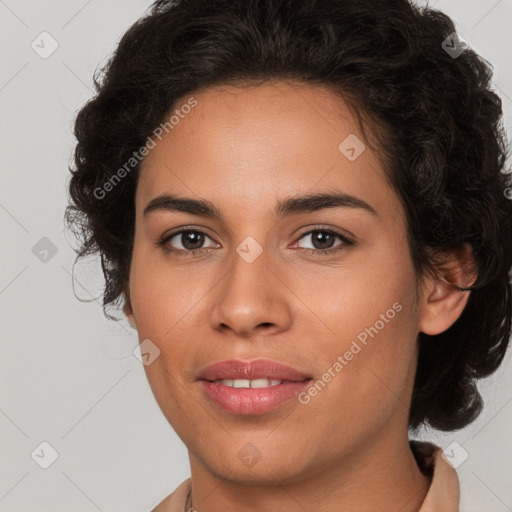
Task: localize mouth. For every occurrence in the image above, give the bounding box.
[196,358,313,415]
[204,377,304,388]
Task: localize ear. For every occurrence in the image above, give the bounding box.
[122,290,137,330]
[418,243,478,336]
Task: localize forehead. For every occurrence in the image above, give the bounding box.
[136,81,396,221]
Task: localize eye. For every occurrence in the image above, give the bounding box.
[156,226,354,257]
[291,228,354,255]
[157,227,218,256]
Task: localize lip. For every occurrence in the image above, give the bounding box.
[196,358,312,382]
[196,359,313,415]
[199,380,311,415]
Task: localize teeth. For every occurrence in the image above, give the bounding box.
[214,378,283,388]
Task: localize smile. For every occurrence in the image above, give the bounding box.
[210,378,284,388]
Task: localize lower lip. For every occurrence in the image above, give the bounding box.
[199,379,311,415]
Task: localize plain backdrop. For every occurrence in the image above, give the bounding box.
[1,0,511,510]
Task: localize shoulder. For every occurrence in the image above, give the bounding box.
[410,440,461,512]
[151,478,191,512]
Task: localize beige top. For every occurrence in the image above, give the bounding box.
[152,441,460,512]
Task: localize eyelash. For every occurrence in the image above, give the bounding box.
[156,226,355,257]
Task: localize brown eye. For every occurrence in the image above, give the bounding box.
[175,231,206,250]
[156,226,354,257]
[293,228,354,255]
[157,228,218,256]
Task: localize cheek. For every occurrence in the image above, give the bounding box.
[128,244,204,340]
[296,233,417,354]
[141,358,196,443]
[128,248,201,402]
[300,242,419,414]
[294,306,418,454]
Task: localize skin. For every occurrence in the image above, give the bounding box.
[123,80,475,512]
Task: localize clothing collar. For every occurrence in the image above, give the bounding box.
[411,440,460,511]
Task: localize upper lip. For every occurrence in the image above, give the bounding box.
[197,359,312,382]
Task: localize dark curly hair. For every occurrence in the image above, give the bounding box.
[65,0,512,432]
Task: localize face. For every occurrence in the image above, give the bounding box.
[123,81,448,483]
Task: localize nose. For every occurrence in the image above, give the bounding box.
[208,244,293,338]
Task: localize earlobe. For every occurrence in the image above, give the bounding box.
[123,294,137,330]
[126,313,137,330]
[124,306,137,329]
[418,243,477,336]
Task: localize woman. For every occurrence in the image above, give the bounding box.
[65,0,512,510]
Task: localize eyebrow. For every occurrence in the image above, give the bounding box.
[142,191,378,220]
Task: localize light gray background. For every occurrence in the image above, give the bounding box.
[1,0,511,510]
